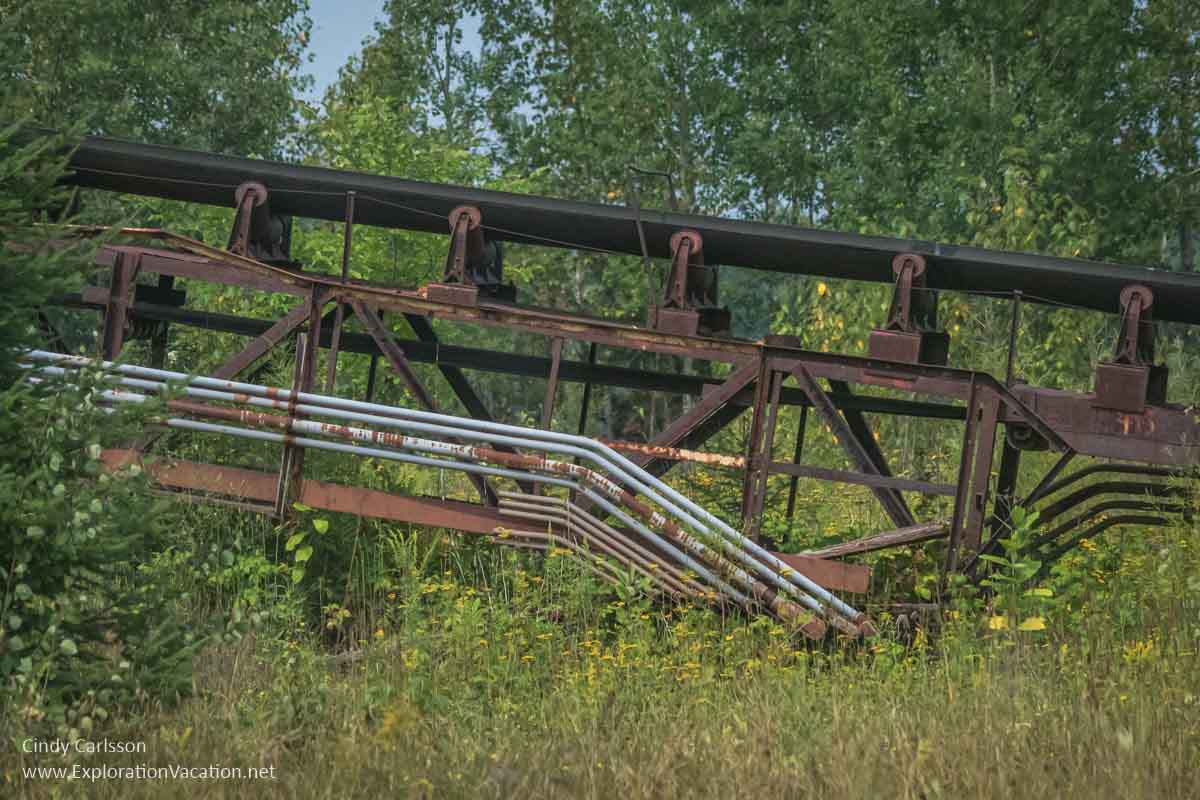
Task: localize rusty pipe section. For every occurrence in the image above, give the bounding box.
[502,492,704,594]
[27,351,864,635]
[498,491,712,599]
[495,494,698,599]
[41,363,765,619]
[33,350,867,627]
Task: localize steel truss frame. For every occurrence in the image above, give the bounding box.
[57,218,1198,595]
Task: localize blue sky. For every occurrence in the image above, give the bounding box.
[304,0,386,100]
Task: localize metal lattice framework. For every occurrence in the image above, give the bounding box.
[26,133,1200,637]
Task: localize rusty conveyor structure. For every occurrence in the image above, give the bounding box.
[25,133,1200,636]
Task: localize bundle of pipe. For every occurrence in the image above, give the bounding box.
[23,350,872,637]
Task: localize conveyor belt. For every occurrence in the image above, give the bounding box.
[57,133,1200,325]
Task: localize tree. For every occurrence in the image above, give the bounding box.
[343,0,486,140]
[0,0,312,156]
[0,126,209,736]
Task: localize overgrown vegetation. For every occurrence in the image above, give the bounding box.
[5,506,1200,798]
[2,1,1200,797]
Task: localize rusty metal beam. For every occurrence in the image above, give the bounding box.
[631,360,758,477]
[962,391,1001,553]
[787,362,915,529]
[68,289,969,421]
[351,299,494,504]
[743,365,783,539]
[213,300,313,381]
[101,251,138,359]
[100,449,510,533]
[279,291,325,514]
[803,521,950,559]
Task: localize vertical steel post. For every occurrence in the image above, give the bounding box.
[740,355,771,535]
[1006,290,1022,386]
[325,191,355,393]
[576,342,598,436]
[963,390,1001,553]
[274,289,323,517]
[747,368,783,541]
[101,252,138,360]
[541,337,564,430]
[785,405,809,520]
[364,316,381,403]
[945,378,981,574]
[992,438,1022,528]
[536,337,565,495]
[149,274,173,369]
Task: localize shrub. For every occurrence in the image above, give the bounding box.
[0,123,211,736]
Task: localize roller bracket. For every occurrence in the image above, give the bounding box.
[430,205,514,306]
[1093,284,1168,412]
[226,181,293,265]
[868,253,949,365]
[647,229,731,336]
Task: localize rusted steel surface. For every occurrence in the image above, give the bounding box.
[1007,386,1200,467]
[760,551,873,594]
[596,438,744,468]
[40,129,1200,627]
[100,449,510,533]
[803,522,950,560]
[101,251,138,359]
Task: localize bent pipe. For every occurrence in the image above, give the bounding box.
[36,361,848,629]
[1034,480,1186,527]
[496,506,698,600]
[1032,463,1180,502]
[497,492,699,598]
[1032,498,1186,551]
[27,350,868,629]
[104,386,788,619]
[1034,515,1171,580]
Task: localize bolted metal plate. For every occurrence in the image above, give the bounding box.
[1093,362,1150,413]
[425,282,479,307]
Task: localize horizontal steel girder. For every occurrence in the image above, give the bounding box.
[59,133,1200,325]
[61,292,967,420]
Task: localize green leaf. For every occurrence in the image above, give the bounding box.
[295,545,314,564]
[284,532,306,552]
[60,638,78,656]
[1025,587,1053,598]
[1018,617,1046,631]
[292,502,314,513]
[291,567,306,585]
[312,518,330,534]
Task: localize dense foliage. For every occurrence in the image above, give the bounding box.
[0,124,222,737]
[1,2,1199,795]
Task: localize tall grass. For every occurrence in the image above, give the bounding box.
[6,512,1199,799]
